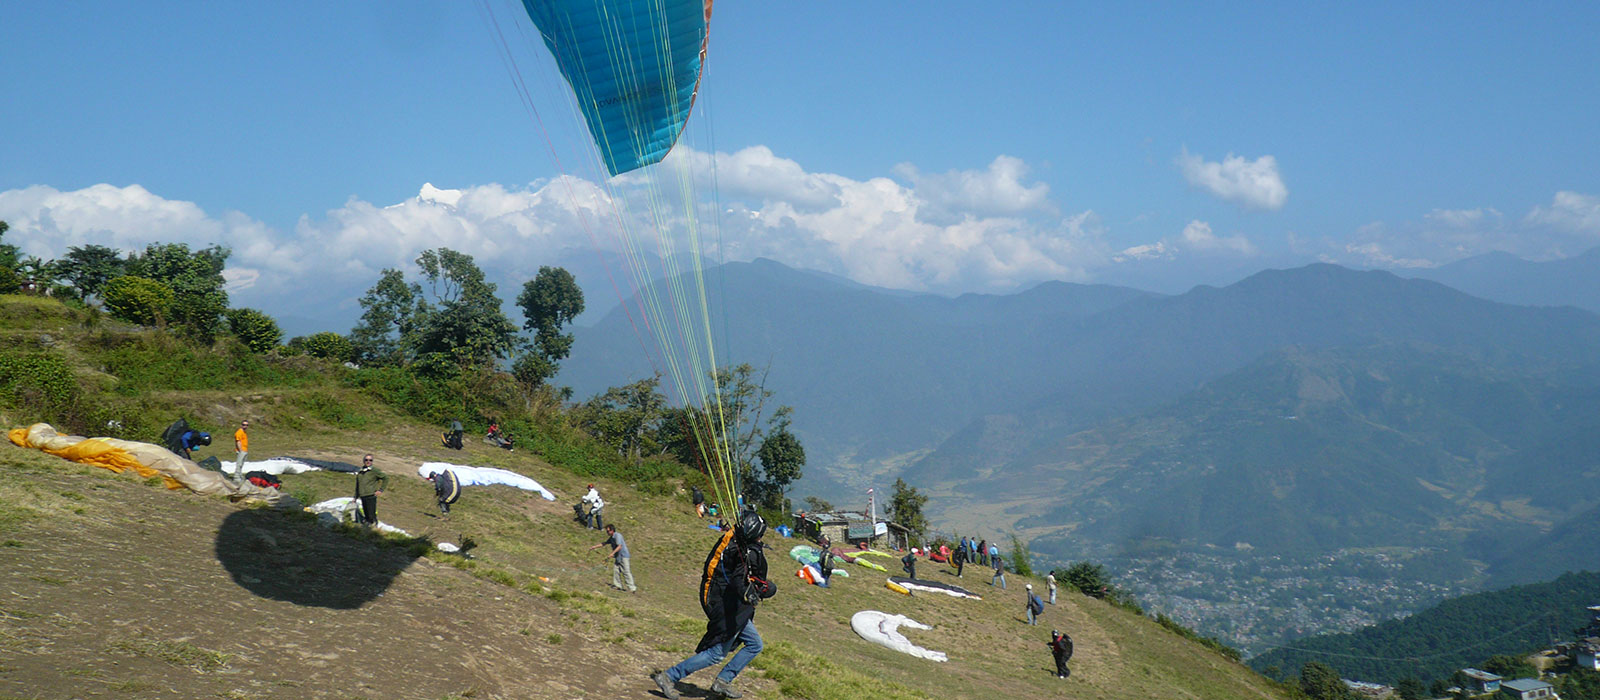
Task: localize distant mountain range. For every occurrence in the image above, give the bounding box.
[1401,246,1600,315]
[560,250,1600,582]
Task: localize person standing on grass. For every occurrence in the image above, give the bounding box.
[1049,629,1074,679]
[582,483,605,530]
[977,538,988,567]
[1047,570,1058,605]
[589,523,636,593]
[232,420,249,479]
[991,551,1007,589]
[952,542,967,578]
[354,454,387,525]
[692,485,706,518]
[652,511,775,700]
[1025,584,1044,625]
[901,548,918,580]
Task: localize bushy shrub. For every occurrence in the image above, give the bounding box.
[101,276,173,325]
[226,308,282,353]
[291,332,353,362]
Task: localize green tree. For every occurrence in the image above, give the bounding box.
[101,276,174,325]
[514,266,584,387]
[0,221,19,293]
[752,428,805,510]
[226,308,282,353]
[349,268,428,366]
[575,376,667,460]
[1479,654,1536,680]
[1062,561,1112,598]
[126,243,230,344]
[54,244,125,301]
[292,332,353,362]
[1006,532,1035,577]
[1299,661,1353,700]
[410,249,518,377]
[1558,668,1600,700]
[801,495,833,513]
[885,478,929,540]
[1395,678,1427,700]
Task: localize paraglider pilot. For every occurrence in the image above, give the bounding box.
[427,468,461,516]
[1048,629,1074,679]
[653,510,775,700]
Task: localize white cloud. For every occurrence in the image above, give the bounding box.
[1425,207,1501,228]
[1176,148,1288,211]
[1111,220,1256,263]
[1179,220,1258,255]
[1525,191,1600,235]
[1322,192,1600,270]
[892,155,1053,221]
[0,148,1123,302]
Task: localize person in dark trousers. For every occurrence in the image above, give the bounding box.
[1025,584,1044,625]
[1048,630,1074,679]
[951,543,967,577]
[977,539,988,567]
[428,468,461,516]
[901,549,917,580]
[816,537,836,587]
[991,552,1007,589]
[652,511,775,700]
[692,485,706,518]
[354,454,387,525]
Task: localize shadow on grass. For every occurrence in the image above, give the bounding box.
[214,508,426,609]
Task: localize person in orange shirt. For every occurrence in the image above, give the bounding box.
[233,420,249,478]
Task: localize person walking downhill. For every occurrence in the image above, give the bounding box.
[589,523,636,593]
[1025,584,1044,625]
[232,420,249,481]
[1047,570,1058,605]
[353,454,387,526]
[1048,629,1074,679]
[652,511,776,700]
[991,551,1007,589]
[901,549,918,580]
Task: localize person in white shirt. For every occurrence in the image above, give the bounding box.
[582,484,605,530]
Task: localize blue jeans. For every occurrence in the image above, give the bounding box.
[993,572,1006,589]
[666,620,763,685]
[1027,607,1038,625]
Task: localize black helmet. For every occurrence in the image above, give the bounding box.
[736,511,766,543]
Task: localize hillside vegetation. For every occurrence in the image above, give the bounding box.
[0,294,1289,700]
[1251,570,1600,686]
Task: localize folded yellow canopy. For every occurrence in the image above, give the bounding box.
[8,423,281,502]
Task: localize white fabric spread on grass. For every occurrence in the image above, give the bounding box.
[850,610,947,662]
[237,458,319,476]
[890,577,983,600]
[417,463,555,501]
[306,497,410,536]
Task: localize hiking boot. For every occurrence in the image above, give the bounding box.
[710,678,743,698]
[651,671,679,699]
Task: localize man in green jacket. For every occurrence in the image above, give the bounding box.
[354,454,388,525]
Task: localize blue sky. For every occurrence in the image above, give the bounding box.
[3,1,1598,332]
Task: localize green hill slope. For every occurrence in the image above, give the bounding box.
[1249,570,1600,685]
[0,295,1288,700]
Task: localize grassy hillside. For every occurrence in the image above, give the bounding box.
[0,295,1288,700]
